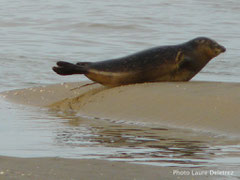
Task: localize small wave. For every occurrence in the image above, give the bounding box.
[70,22,145,31]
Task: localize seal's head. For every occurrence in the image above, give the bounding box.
[190,37,226,59]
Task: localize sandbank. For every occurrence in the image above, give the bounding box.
[2,81,240,136]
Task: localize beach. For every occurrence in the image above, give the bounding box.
[2,81,240,136]
[0,156,227,180]
[1,81,240,179]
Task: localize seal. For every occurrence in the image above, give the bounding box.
[52,37,226,87]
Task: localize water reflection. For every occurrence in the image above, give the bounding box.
[49,110,240,167]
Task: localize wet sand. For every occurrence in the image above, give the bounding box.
[2,81,240,136]
[1,81,240,180]
[0,156,227,180]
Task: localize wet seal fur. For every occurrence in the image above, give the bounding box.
[53,37,226,87]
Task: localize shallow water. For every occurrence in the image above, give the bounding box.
[1,0,240,92]
[1,98,240,171]
[0,0,240,175]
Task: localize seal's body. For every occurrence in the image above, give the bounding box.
[53,37,226,86]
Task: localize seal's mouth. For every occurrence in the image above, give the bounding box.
[219,45,226,53]
[214,44,226,54]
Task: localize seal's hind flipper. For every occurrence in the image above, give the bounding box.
[52,61,88,76]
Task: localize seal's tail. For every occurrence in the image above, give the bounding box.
[52,61,88,75]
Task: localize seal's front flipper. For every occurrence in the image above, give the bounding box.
[175,51,187,71]
[175,51,185,65]
[52,61,88,76]
[178,56,195,70]
[175,51,194,69]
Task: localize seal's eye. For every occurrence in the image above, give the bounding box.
[212,42,221,50]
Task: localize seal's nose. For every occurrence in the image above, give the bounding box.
[219,45,226,53]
